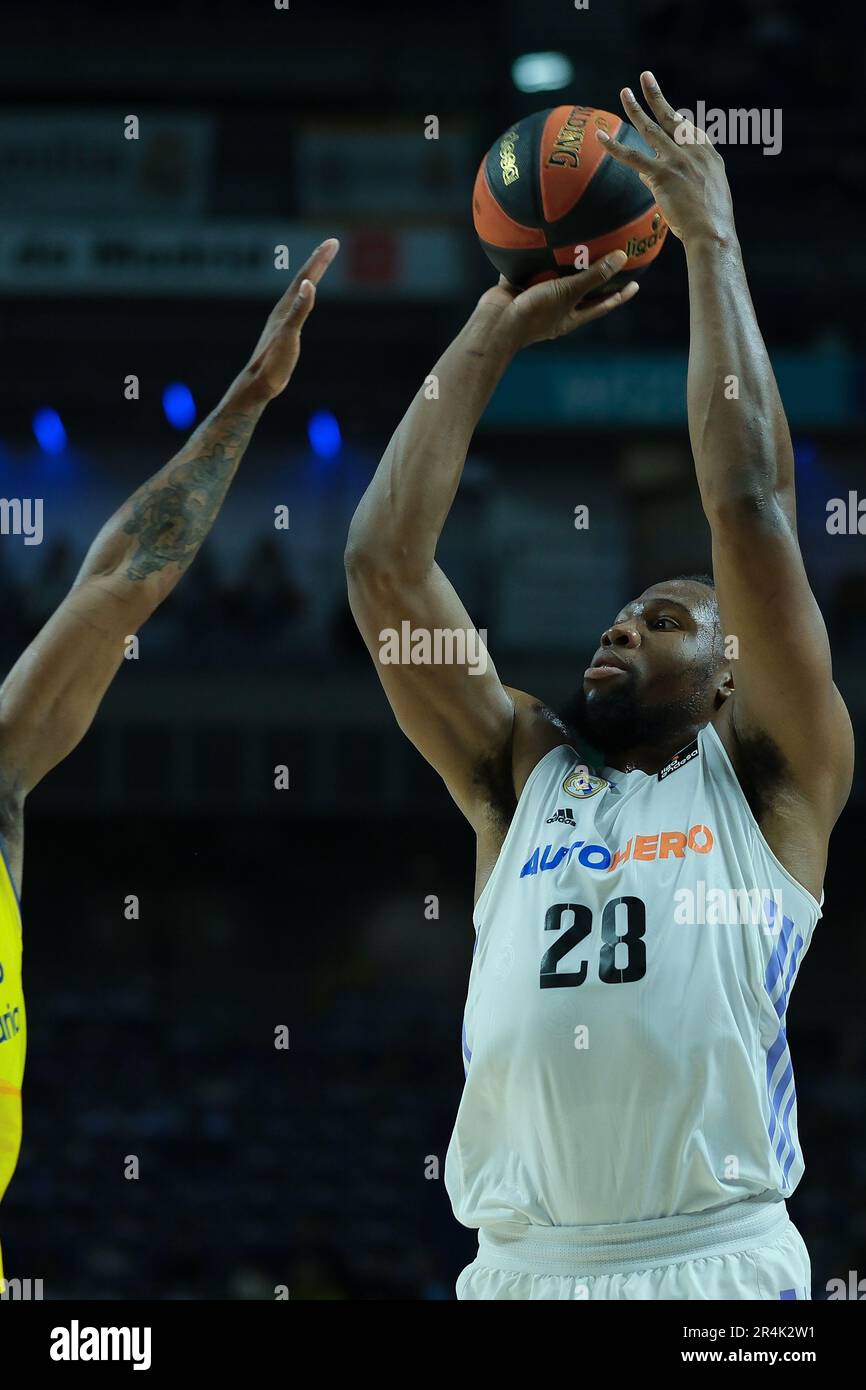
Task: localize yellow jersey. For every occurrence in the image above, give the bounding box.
[0,841,25,1293]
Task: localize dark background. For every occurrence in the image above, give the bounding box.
[1,0,864,1299]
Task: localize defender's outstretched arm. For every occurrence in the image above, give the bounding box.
[0,239,338,880]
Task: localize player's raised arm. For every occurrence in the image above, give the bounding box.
[601,74,853,826]
[344,253,638,827]
[0,240,338,878]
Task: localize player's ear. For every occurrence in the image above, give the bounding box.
[715,669,735,707]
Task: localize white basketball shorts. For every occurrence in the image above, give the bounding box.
[456,1197,811,1301]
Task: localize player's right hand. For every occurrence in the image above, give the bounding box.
[242,238,340,401]
[478,249,638,349]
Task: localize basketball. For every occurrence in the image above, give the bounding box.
[472,104,669,292]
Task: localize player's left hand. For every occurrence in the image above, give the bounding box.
[242,238,340,401]
[599,73,735,246]
[478,249,639,350]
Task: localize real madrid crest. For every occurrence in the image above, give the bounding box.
[562,766,608,799]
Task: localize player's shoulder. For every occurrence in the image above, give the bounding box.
[505,687,587,801]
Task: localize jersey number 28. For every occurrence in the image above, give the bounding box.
[540,898,646,988]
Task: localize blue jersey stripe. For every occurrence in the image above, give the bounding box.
[763,897,806,1188]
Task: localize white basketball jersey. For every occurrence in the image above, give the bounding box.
[445,722,822,1229]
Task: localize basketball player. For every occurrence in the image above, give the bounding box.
[0,238,339,1291]
[344,74,853,1301]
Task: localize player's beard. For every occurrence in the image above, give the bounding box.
[561,677,708,766]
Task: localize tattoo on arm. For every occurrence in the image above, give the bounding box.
[122,409,258,581]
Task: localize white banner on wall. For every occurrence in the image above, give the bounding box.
[296,121,476,217]
[0,222,464,296]
[0,113,214,218]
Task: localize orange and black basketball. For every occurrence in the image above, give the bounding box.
[473,105,669,293]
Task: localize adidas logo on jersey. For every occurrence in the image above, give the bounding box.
[546,809,577,826]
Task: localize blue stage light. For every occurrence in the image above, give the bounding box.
[308,410,342,460]
[32,408,66,455]
[163,382,197,430]
[793,438,817,471]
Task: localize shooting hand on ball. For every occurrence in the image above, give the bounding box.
[598,73,735,246]
[480,249,638,351]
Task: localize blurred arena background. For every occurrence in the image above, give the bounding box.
[1,0,864,1299]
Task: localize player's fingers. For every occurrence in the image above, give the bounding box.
[639,71,683,141]
[297,237,340,288]
[558,249,628,307]
[282,278,317,331]
[619,85,666,152]
[596,127,656,175]
[515,254,622,317]
[268,239,339,320]
[570,280,640,326]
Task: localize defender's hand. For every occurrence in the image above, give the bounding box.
[243,238,340,401]
[598,73,735,246]
[478,249,638,351]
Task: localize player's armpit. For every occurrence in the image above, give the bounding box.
[709,497,854,822]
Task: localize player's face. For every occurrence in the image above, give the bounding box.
[583,581,721,712]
